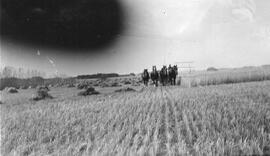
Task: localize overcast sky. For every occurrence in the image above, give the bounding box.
[1,0,270,76]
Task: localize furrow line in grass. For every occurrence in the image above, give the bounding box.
[163,88,172,156]
[151,87,163,155]
[155,87,168,156]
[165,87,191,155]
[163,87,180,156]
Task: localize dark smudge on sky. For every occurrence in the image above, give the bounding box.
[0,0,126,54]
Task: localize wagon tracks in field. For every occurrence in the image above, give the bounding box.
[164,87,193,155]
[162,87,180,156]
[156,87,168,156]
[93,86,197,155]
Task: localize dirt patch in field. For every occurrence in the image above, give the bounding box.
[114,87,136,93]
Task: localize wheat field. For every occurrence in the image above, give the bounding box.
[1,81,270,155]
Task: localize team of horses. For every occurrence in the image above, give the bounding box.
[142,65,178,87]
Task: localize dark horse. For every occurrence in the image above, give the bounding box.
[141,69,150,86]
[168,65,178,85]
[159,65,168,86]
[151,66,159,87]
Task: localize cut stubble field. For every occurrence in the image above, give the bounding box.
[1,81,270,155]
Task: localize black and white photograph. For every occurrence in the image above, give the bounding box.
[1,0,270,155]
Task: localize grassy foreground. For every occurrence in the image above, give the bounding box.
[1,81,270,155]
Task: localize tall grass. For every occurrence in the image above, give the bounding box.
[179,66,270,87]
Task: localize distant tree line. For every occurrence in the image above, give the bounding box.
[0,76,76,90]
[0,77,45,90]
[119,73,136,77]
[207,67,218,72]
[0,66,46,78]
[77,73,119,79]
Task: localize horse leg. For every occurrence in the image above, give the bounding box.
[162,79,165,86]
[163,78,165,86]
